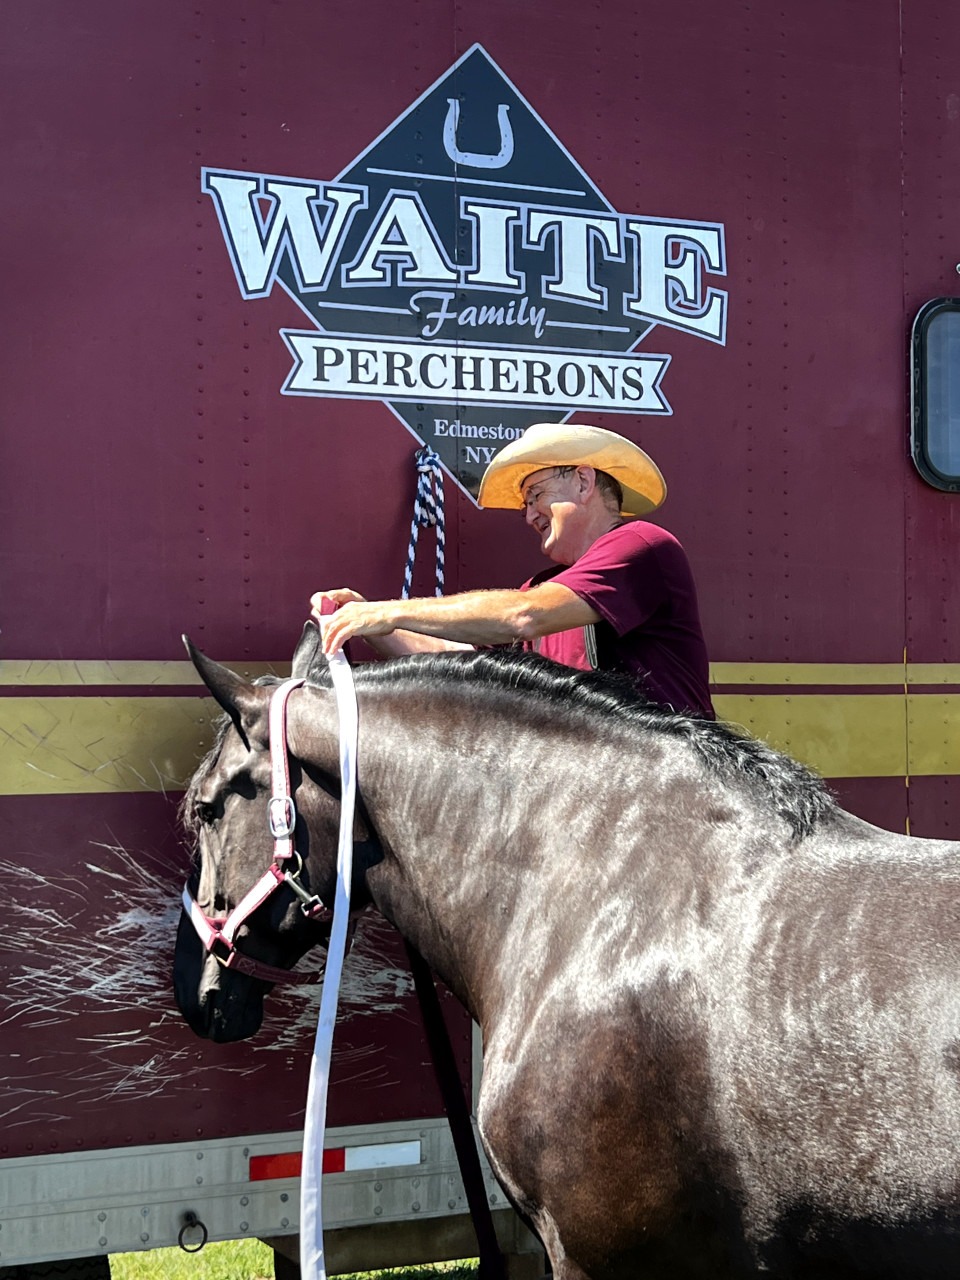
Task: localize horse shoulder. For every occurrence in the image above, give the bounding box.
[476,968,735,1272]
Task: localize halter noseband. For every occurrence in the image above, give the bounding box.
[181,678,329,986]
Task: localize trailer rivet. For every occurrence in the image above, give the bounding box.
[374,1181,382,1192]
[140,1233,149,1243]
[240,1221,249,1231]
[240,1197,249,1207]
[280,1193,289,1203]
[281,1218,289,1229]
[196,1177,203,1186]
[413,1177,420,1188]
[141,1209,149,1217]
[99,1238,108,1248]
[412,1202,421,1213]
[243,1148,250,1157]
[374,1206,383,1217]
[98,1213,106,1223]
[490,1194,498,1204]
[196,1152,204,1160]
[448,1199,457,1210]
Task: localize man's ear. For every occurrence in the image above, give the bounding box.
[577,465,597,500]
[182,635,270,745]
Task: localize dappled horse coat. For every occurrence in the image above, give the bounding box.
[175,628,960,1279]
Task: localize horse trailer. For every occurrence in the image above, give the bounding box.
[1,0,959,1275]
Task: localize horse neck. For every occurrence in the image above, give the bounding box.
[330,683,559,1025]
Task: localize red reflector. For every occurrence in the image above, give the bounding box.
[250,1153,301,1181]
[249,1149,345,1180]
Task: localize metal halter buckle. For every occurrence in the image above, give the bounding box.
[268,794,297,838]
[282,852,328,918]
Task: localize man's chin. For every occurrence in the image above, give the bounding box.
[541,540,569,565]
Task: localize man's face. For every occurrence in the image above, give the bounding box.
[520,466,583,564]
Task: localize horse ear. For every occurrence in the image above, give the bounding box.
[182,635,269,744]
[291,619,323,680]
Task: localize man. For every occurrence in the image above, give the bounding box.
[312,422,714,718]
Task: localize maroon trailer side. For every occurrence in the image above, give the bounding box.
[1,0,958,1271]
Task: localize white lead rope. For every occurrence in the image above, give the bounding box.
[300,631,359,1280]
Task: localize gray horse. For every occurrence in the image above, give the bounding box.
[174,623,960,1279]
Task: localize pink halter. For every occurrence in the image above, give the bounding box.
[181,678,330,985]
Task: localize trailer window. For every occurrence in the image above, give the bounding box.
[912,298,960,492]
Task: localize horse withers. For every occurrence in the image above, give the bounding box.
[174,623,960,1280]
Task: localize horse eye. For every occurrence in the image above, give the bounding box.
[196,801,218,826]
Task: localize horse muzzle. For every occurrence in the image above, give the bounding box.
[173,909,268,1043]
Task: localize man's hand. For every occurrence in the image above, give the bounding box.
[309,587,367,618]
[318,599,404,654]
[310,588,395,654]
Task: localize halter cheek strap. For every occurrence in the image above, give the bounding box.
[182,677,331,986]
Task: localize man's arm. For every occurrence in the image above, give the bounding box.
[309,589,470,657]
[312,582,599,655]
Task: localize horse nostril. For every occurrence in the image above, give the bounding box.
[214,893,227,914]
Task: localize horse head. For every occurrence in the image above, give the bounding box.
[173,623,373,1043]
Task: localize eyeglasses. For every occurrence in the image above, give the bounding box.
[520,467,576,516]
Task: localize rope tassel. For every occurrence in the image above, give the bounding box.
[402,447,446,600]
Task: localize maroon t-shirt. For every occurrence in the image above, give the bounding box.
[522,521,715,719]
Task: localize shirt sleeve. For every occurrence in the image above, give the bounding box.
[547,524,672,637]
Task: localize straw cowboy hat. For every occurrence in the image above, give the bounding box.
[478,422,667,517]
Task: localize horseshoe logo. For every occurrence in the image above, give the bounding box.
[443,99,514,169]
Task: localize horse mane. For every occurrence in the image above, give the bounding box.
[305,648,837,840]
[184,648,836,841]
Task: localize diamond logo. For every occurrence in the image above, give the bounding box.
[203,45,727,499]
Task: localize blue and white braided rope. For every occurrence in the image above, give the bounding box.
[401,446,446,599]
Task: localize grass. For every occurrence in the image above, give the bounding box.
[338,1268,478,1280]
[110,1240,274,1280]
[110,1241,480,1280]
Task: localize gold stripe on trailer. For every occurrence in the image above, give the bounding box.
[3,659,957,689]
[712,693,960,778]
[711,662,906,686]
[0,697,219,795]
[711,662,960,687]
[0,660,289,686]
[0,692,959,795]
[713,694,907,777]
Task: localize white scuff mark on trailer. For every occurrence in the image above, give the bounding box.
[23,760,61,778]
[266,917,416,1051]
[84,860,132,882]
[0,842,418,1120]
